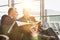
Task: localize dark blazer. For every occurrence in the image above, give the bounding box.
[1,15,15,34]
[1,15,20,40]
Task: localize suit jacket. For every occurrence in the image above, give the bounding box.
[19,16,36,22]
[1,15,21,40]
[18,16,36,40]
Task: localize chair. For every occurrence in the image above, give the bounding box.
[40,27,59,40]
[0,34,9,40]
[39,34,55,40]
[0,25,9,40]
[39,22,59,40]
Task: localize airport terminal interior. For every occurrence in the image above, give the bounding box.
[0,0,60,40]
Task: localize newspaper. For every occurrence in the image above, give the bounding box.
[16,21,31,26]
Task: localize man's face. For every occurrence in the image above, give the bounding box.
[11,8,18,19]
[23,9,30,18]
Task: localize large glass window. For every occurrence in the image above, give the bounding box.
[45,0,60,35]
[0,0,8,5]
[45,0,60,23]
[14,0,40,21]
[0,0,9,19]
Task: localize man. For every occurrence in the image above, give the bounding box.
[18,8,36,34]
[19,8,36,22]
[18,8,41,40]
[1,7,18,34]
[1,7,19,40]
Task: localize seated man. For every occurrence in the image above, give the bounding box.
[18,8,41,40]
[1,7,19,40]
[1,8,18,33]
[19,8,36,22]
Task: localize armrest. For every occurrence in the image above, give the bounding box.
[40,35,55,38]
[0,34,9,40]
[39,34,55,40]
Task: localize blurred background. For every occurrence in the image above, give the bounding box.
[0,0,60,39]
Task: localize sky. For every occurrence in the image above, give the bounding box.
[45,0,60,11]
[0,0,60,19]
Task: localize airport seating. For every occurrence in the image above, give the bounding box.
[39,23,59,40]
[0,25,9,40]
[0,34,9,40]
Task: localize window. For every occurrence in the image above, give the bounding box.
[45,0,60,23]
[0,0,9,19]
[14,0,40,21]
